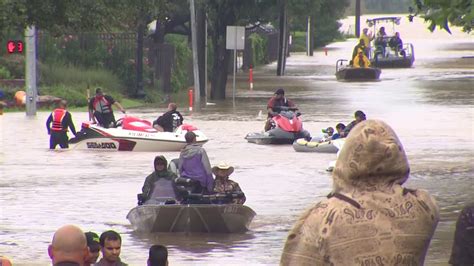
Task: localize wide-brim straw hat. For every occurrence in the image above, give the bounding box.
[212,163,234,176]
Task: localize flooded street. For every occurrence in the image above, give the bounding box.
[1,16,473,265]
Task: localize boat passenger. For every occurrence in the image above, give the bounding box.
[449,203,474,265]
[389,32,405,57]
[374,26,388,57]
[351,39,367,63]
[360,28,373,57]
[320,127,335,142]
[212,163,246,204]
[88,88,126,128]
[178,131,214,194]
[353,50,371,68]
[139,155,179,205]
[153,102,184,132]
[281,120,439,265]
[265,88,296,131]
[46,100,77,149]
[341,110,366,137]
[332,123,345,140]
[96,230,128,266]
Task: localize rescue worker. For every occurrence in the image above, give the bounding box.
[265,88,296,131]
[360,28,374,57]
[281,119,439,265]
[46,100,77,149]
[88,88,125,128]
[139,155,179,205]
[212,163,246,204]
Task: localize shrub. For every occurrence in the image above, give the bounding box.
[249,33,268,66]
[0,66,12,79]
[165,34,192,92]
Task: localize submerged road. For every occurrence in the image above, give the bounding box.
[1,17,473,265]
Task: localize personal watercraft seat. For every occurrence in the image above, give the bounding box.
[122,116,157,133]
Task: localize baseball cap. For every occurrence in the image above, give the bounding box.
[274,88,285,95]
[85,232,100,252]
[322,127,334,134]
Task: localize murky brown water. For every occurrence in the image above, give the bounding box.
[1,16,473,265]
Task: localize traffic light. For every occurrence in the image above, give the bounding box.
[6,40,24,54]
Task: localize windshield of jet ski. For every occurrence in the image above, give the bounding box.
[279,110,296,119]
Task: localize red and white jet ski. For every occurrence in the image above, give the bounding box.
[69,116,208,152]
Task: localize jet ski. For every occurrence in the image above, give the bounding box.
[245,107,310,144]
[69,116,208,152]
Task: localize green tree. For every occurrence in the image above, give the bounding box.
[410,0,473,33]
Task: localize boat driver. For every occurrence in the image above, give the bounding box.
[265,88,296,131]
[212,163,246,204]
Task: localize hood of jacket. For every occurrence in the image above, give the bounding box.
[180,143,202,158]
[332,119,410,194]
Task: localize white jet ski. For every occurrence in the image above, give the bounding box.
[69,116,208,152]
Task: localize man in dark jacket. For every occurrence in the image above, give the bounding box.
[178,131,213,193]
[265,88,296,131]
[46,100,77,149]
[450,203,474,265]
[140,155,179,204]
[153,103,184,132]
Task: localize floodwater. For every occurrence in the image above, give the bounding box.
[1,15,473,265]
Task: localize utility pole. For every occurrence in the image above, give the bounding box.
[355,0,361,37]
[190,0,200,107]
[277,0,288,76]
[25,26,37,116]
[306,16,313,56]
[136,17,146,98]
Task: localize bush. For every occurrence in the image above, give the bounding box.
[165,34,192,92]
[249,33,268,66]
[40,84,90,107]
[0,66,12,79]
[290,32,307,53]
[38,63,126,107]
[0,54,25,79]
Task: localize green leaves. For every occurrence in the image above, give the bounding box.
[412,0,473,33]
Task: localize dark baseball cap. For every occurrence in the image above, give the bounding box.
[275,88,285,95]
[85,232,100,252]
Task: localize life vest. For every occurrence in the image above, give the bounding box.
[92,96,112,114]
[51,108,67,131]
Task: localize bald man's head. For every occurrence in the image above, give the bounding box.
[48,225,88,265]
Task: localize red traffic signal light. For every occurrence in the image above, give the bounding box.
[6,40,24,54]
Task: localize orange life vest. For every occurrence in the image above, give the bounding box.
[51,108,67,131]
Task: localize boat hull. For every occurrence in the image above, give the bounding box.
[245,128,310,145]
[69,125,208,152]
[336,67,381,81]
[126,204,256,233]
[371,56,414,68]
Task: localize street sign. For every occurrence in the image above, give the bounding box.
[226,26,245,50]
[6,40,24,54]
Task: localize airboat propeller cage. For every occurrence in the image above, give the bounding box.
[366,16,401,27]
